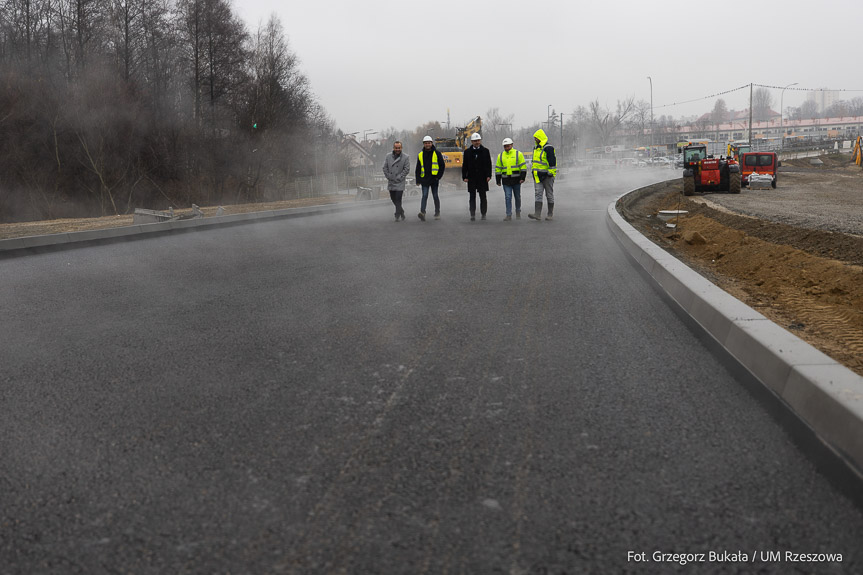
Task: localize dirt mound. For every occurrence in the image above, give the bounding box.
[620,166,863,376]
[782,153,854,169]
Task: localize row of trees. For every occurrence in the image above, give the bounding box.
[788,97,863,120]
[0,0,338,222]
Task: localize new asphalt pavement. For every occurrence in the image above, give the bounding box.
[2,170,862,573]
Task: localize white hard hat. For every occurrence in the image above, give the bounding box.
[423,135,433,142]
[470,133,482,141]
[502,138,513,146]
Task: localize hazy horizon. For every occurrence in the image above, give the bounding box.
[235,0,863,134]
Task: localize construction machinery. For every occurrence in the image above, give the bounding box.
[726,140,751,162]
[434,116,482,184]
[681,143,741,196]
[854,136,862,167]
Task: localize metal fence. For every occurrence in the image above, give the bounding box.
[278,170,367,201]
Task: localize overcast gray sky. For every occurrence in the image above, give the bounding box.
[236,0,863,134]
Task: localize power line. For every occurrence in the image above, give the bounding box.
[754,83,863,93]
[654,85,750,110]
[654,83,863,111]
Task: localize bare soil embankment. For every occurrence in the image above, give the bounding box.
[619,154,863,376]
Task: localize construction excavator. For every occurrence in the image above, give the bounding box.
[434,116,482,185]
[854,136,862,168]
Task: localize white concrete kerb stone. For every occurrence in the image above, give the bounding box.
[607,193,863,478]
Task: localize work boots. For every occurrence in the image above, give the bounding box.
[545,203,554,221]
[527,202,543,220]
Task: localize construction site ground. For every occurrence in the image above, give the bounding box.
[619,153,863,376]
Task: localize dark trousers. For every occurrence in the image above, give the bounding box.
[467,183,487,215]
[389,190,404,217]
[420,181,440,214]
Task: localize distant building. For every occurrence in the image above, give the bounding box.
[340,136,375,168]
[806,90,840,114]
[675,114,863,145]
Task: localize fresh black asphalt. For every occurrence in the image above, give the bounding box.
[1,170,861,573]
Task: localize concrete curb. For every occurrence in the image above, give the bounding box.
[607,192,863,479]
[0,196,394,254]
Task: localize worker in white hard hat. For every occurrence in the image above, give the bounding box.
[414,136,446,221]
[495,137,527,221]
[461,132,492,221]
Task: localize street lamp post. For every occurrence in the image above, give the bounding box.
[647,76,653,157]
[560,113,564,162]
[780,82,798,151]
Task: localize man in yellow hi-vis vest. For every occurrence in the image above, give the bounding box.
[529,128,557,221]
[495,138,527,221]
[415,136,446,221]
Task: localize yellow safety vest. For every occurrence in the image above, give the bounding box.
[532,145,557,183]
[496,149,526,177]
[417,150,440,178]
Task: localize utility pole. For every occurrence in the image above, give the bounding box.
[647,76,653,157]
[748,83,753,145]
[560,113,564,162]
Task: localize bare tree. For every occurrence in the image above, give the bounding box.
[791,99,820,121]
[484,107,514,150]
[627,99,651,146]
[824,100,850,118]
[0,0,39,62]
[587,97,634,147]
[694,115,712,139]
[753,87,774,122]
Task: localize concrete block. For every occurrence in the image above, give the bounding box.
[783,364,863,474]
[723,318,834,395]
[20,234,72,248]
[652,261,696,311]
[0,237,28,252]
[688,285,765,343]
[71,227,138,242]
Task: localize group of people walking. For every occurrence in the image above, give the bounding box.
[381,129,557,222]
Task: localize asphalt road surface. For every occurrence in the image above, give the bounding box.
[2,170,862,574]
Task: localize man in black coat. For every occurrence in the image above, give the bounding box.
[461,132,492,221]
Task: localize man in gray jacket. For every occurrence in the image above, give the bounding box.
[382,141,411,221]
